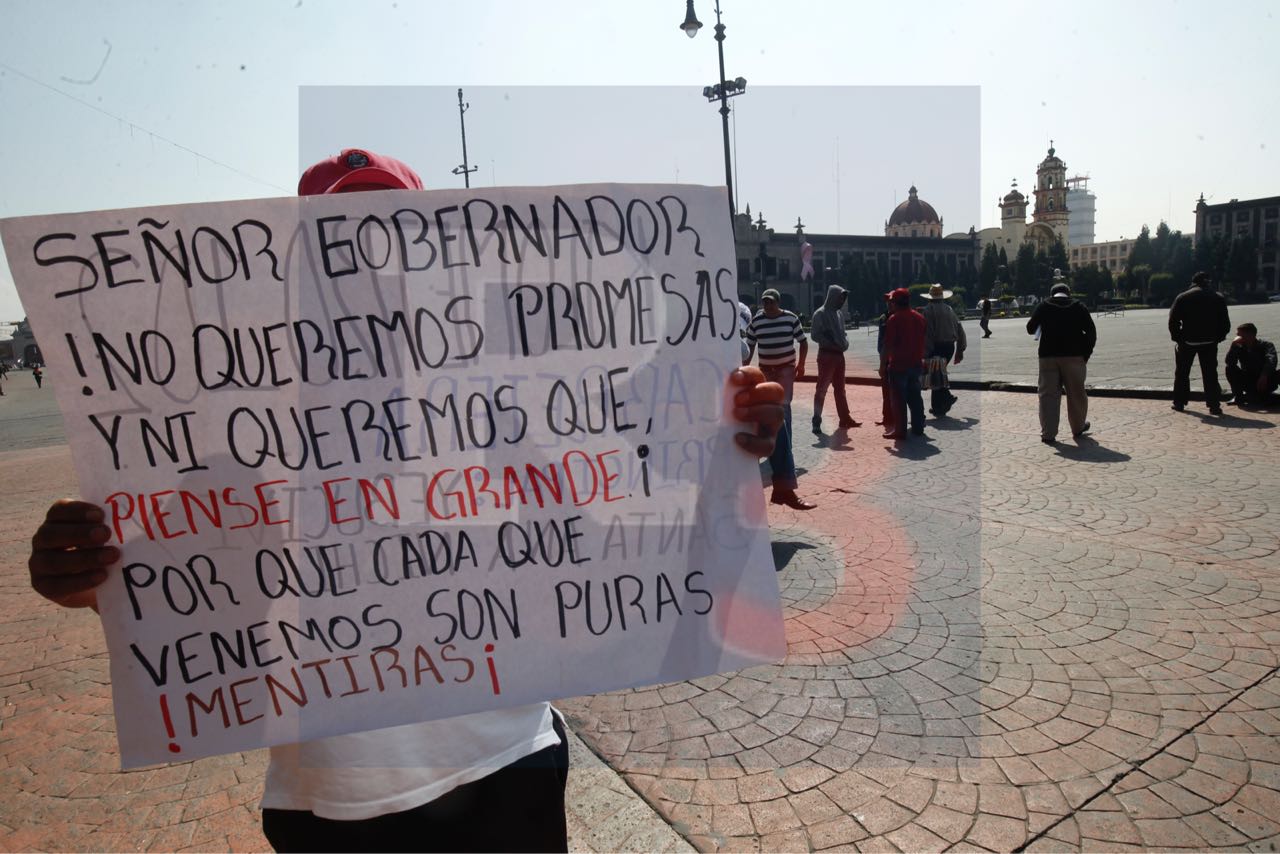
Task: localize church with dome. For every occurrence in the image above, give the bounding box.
[885,185,944,239]
[977,143,1073,256]
[730,182,980,318]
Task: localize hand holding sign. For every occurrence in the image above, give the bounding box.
[6,181,787,767]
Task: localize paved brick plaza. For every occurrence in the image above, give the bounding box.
[2,353,1279,851]
[561,385,1280,851]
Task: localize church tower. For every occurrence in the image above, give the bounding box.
[1032,141,1070,244]
[1000,179,1028,252]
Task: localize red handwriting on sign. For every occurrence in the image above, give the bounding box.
[426,450,624,521]
[179,642,501,739]
[105,480,290,543]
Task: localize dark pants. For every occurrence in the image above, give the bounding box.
[888,367,925,436]
[262,714,570,853]
[880,374,894,430]
[813,349,851,425]
[980,316,990,336]
[1226,364,1280,403]
[760,363,797,491]
[1173,343,1222,409]
[927,341,957,415]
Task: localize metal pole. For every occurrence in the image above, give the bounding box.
[713,2,735,217]
[453,88,478,188]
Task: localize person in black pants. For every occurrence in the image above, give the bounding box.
[1168,271,1231,415]
[1225,323,1280,406]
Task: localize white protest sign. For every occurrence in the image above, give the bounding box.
[1,184,785,767]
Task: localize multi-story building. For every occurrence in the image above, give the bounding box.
[1194,194,1280,296]
[1066,176,1097,247]
[733,186,980,315]
[1069,237,1136,274]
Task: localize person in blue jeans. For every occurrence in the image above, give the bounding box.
[879,288,927,440]
[745,289,817,510]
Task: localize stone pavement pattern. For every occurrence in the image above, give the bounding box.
[560,385,1280,851]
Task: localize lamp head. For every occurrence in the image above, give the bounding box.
[680,0,703,37]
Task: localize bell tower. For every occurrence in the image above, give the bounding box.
[1033,141,1070,243]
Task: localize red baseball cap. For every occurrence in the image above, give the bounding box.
[889,287,911,304]
[297,148,424,196]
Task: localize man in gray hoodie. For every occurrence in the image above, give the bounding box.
[810,284,862,434]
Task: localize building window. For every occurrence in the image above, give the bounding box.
[1211,214,1223,225]
[1266,207,1278,219]
[911,229,918,237]
[779,259,791,279]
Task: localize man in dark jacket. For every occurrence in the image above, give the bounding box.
[1027,281,1097,444]
[1168,271,1231,415]
[1225,322,1279,406]
[809,284,861,434]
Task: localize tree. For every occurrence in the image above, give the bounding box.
[1148,272,1178,306]
[1225,234,1259,298]
[914,261,934,285]
[1151,221,1173,273]
[1129,264,1153,304]
[1049,236,1070,276]
[1126,225,1155,275]
[1014,243,1037,296]
[979,243,1000,295]
[1073,265,1112,305]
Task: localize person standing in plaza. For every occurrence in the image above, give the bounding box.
[746,289,817,509]
[31,366,42,388]
[979,296,993,338]
[875,291,895,432]
[1225,322,1279,406]
[1168,271,1231,415]
[919,284,966,418]
[879,288,927,440]
[809,284,861,435]
[1027,280,1097,444]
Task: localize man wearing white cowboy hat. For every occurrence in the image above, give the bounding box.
[919,284,966,418]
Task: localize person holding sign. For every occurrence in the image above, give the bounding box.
[25,149,787,852]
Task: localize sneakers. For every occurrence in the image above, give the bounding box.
[811,416,823,436]
[1073,421,1091,438]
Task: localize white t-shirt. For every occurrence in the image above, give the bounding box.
[260,702,558,820]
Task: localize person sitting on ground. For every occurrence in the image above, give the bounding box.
[27,148,789,854]
[1225,323,1279,406]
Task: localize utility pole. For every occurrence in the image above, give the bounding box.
[451,88,477,188]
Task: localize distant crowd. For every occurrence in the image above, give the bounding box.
[740,269,1279,505]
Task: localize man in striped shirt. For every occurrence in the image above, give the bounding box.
[746,289,817,510]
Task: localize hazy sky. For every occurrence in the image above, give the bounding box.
[2,0,1277,320]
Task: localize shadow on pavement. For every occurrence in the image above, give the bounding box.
[1055,438,1132,462]
[1198,411,1276,429]
[770,539,817,572]
[928,416,980,431]
[887,437,941,459]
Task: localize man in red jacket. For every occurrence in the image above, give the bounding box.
[879,288,927,440]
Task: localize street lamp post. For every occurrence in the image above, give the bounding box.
[680,0,746,218]
[451,88,477,188]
